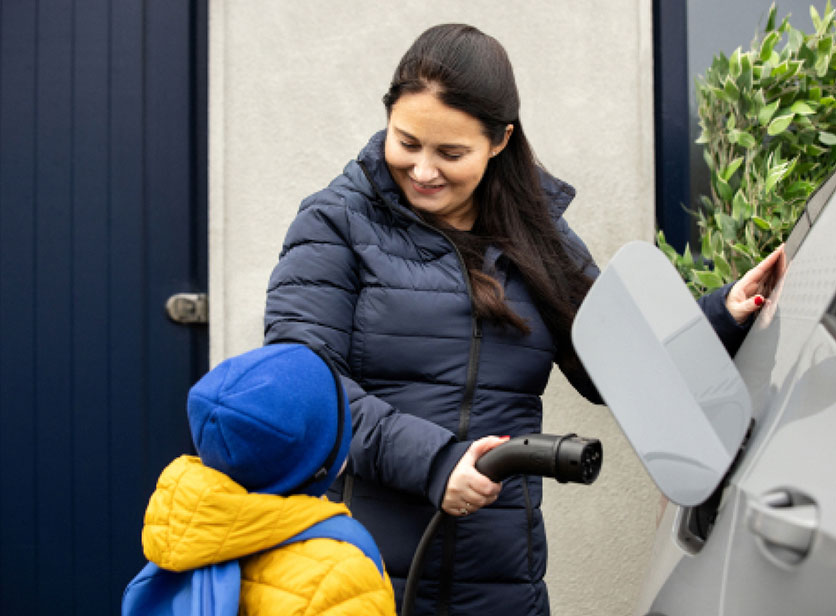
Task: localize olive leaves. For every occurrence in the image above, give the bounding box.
[659,2,836,296]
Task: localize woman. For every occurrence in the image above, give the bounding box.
[264,24,780,615]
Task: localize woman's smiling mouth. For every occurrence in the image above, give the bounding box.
[410,178,446,195]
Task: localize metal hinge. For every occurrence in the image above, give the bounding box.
[165,293,208,324]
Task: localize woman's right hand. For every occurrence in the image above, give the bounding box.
[725,244,787,324]
[441,436,509,517]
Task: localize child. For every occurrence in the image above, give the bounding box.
[133,344,396,615]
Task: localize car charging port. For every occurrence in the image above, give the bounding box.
[676,418,755,554]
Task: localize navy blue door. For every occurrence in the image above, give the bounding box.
[0,1,207,613]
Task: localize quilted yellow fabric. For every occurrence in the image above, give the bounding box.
[142,455,396,615]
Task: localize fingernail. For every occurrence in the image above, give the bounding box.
[500,435,511,439]
[754,295,764,307]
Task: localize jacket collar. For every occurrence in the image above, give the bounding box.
[354,130,412,218]
[356,130,393,190]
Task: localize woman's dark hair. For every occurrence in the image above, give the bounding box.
[383,24,593,352]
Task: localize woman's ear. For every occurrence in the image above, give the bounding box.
[492,124,514,157]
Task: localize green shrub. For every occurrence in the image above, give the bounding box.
[658,2,836,296]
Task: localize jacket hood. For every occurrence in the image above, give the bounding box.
[142,456,350,572]
[350,129,576,219]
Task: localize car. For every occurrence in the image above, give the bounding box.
[571,170,836,616]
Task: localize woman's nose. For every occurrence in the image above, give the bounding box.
[412,155,439,183]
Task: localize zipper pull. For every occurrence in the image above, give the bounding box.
[473,319,483,338]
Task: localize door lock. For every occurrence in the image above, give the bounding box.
[165,293,208,324]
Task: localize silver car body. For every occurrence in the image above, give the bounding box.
[576,172,836,616]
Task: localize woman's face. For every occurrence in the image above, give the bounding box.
[384,90,511,230]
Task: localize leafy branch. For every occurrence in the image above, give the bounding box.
[659,2,836,296]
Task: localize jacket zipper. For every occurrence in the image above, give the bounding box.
[456,319,482,439]
[522,478,534,575]
[358,162,483,615]
[437,311,481,616]
[357,162,483,440]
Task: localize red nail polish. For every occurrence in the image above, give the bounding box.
[754,296,764,307]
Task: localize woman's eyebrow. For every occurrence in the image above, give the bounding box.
[439,143,471,152]
[393,127,472,151]
[393,127,419,141]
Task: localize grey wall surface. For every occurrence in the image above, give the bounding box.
[209,2,656,614]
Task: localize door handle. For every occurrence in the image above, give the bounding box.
[165,293,208,324]
[746,489,818,567]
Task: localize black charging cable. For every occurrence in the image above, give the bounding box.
[401,433,603,616]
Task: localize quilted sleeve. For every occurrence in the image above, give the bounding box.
[549,214,604,404]
[307,554,397,615]
[553,214,600,281]
[264,194,460,500]
[239,539,397,615]
[696,282,751,356]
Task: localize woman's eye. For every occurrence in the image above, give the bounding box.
[400,141,420,151]
[441,151,463,161]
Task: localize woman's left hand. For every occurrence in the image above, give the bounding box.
[725,244,787,324]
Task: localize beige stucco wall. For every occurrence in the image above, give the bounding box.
[209,1,658,614]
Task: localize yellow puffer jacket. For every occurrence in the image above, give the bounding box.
[142,455,396,615]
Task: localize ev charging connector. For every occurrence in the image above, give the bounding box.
[401,432,602,616]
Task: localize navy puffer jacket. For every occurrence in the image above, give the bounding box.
[264,131,748,615]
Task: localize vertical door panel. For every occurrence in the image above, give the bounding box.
[0,0,38,604]
[34,0,75,608]
[0,1,207,613]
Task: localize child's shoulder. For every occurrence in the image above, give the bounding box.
[239,538,396,614]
